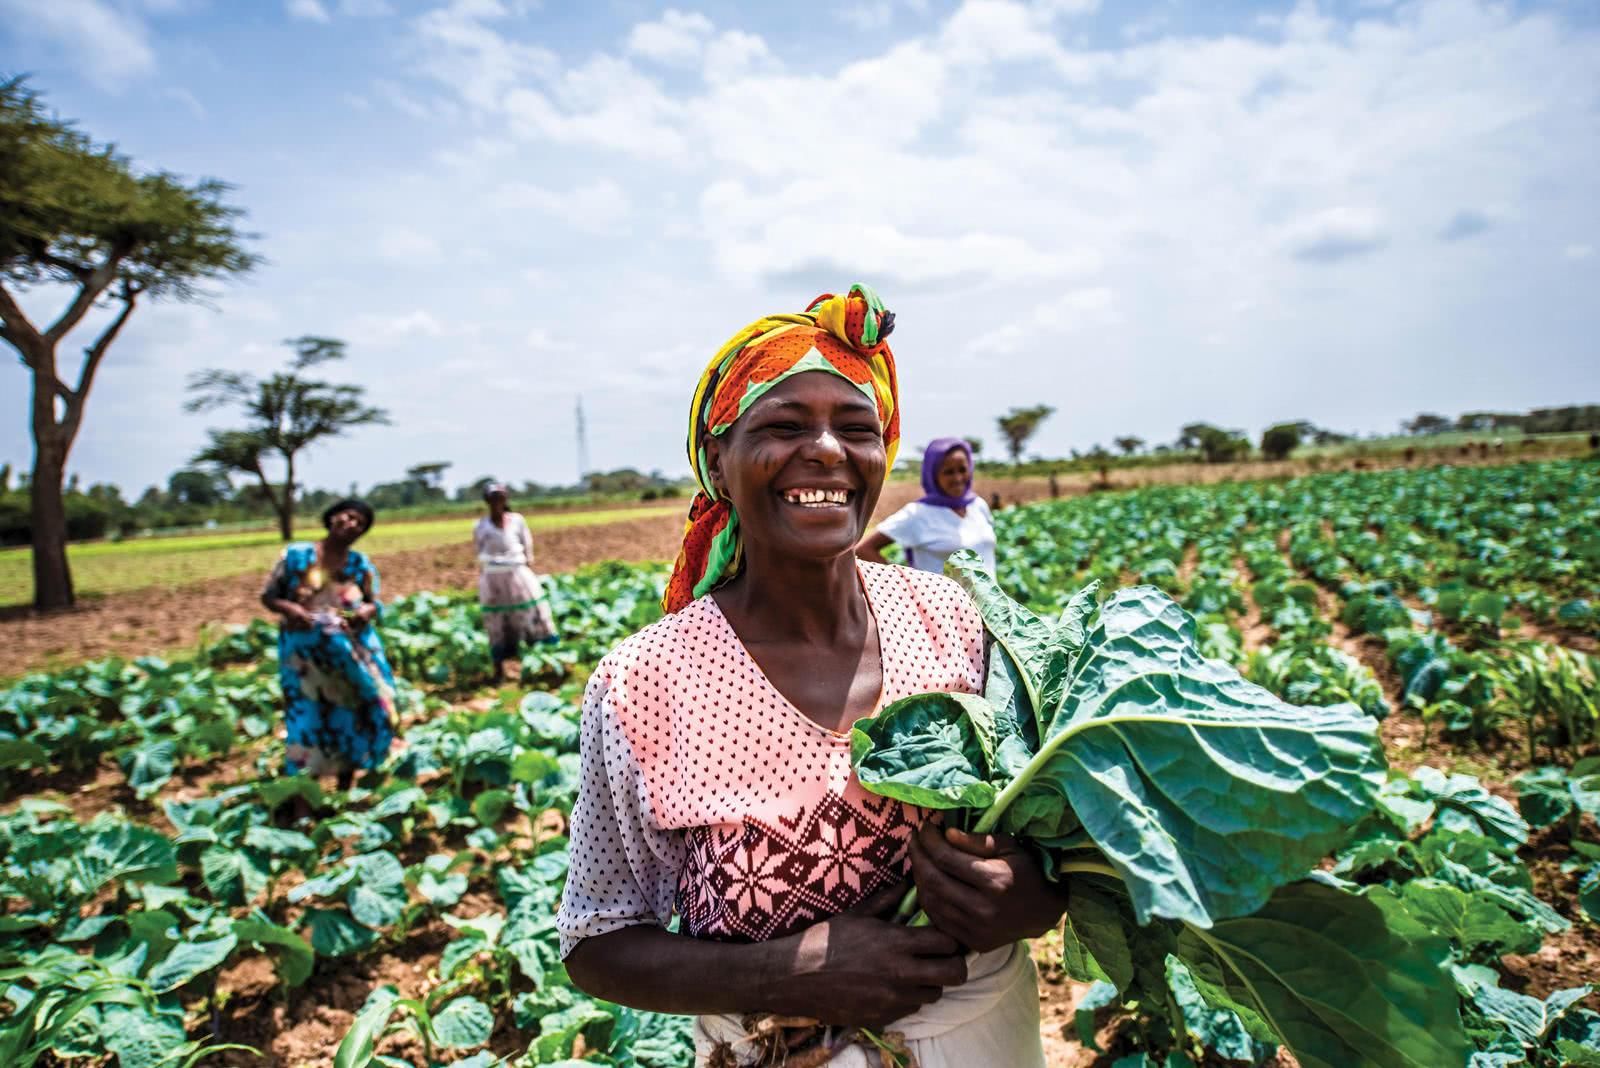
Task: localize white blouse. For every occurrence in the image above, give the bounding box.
[874,497,997,575]
[474,513,534,571]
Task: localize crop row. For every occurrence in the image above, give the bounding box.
[2,460,1596,1067]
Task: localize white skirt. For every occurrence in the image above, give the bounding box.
[692,943,1045,1067]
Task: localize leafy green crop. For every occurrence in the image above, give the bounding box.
[852,552,1464,1066]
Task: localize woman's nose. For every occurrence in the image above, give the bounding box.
[804,428,846,463]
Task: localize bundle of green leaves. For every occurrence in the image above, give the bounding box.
[850,552,1468,1067]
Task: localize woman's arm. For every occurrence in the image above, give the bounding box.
[855,529,894,564]
[566,882,968,1030]
[260,558,311,627]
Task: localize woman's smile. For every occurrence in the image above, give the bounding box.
[779,486,855,508]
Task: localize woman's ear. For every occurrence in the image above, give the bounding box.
[702,434,727,497]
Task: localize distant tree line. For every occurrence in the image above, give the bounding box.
[0,461,686,547]
[1401,405,1600,436]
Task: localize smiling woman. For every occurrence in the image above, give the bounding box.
[557,286,1059,1067]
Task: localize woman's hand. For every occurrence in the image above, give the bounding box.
[278,603,314,630]
[909,821,1069,954]
[757,880,968,1030]
[349,602,378,627]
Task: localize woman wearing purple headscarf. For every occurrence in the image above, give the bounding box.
[856,437,996,575]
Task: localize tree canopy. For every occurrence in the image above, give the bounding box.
[187,336,388,540]
[0,75,257,607]
[996,405,1055,465]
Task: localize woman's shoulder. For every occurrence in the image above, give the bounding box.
[592,597,726,686]
[859,559,973,613]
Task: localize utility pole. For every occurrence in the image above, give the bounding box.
[575,394,590,489]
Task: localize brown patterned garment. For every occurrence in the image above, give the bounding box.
[556,562,985,955]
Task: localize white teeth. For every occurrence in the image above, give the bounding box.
[784,488,850,507]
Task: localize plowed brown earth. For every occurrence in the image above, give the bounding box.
[1,477,1079,678]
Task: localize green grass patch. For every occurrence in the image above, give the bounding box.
[0,506,680,606]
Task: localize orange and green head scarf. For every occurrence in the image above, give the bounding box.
[664,283,901,613]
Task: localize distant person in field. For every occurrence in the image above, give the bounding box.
[474,482,556,681]
[259,499,397,789]
[856,437,996,576]
[557,285,1058,1068]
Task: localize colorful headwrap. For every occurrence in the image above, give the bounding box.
[917,437,977,510]
[663,283,901,613]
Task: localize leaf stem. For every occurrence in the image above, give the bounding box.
[1057,861,1120,879]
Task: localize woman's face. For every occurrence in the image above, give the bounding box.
[327,508,367,545]
[706,370,886,564]
[486,493,508,516]
[936,448,971,498]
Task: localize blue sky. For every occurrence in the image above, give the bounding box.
[2,0,1597,496]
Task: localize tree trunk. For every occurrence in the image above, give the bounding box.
[279,453,295,541]
[31,434,74,610]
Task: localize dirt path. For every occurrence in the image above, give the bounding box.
[0,514,685,678]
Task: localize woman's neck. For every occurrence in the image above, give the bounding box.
[718,548,865,643]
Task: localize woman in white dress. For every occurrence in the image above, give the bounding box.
[856,437,996,575]
[474,483,556,680]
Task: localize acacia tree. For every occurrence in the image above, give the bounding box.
[996,405,1055,467]
[1114,435,1144,456]
[187,337,389,540]
[0,77,256,608]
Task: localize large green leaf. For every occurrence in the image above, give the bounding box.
[1010,585,1382,925]
[850,693,997,810]
[1177,881,1467,1068]
[69,824,178,897]
[118,741,178,800]
[431,995,495,1049]
[100,1006,192,1068]
[346,851,408,929]
[304,908,379,958]
[948,554,1088,740]
[1394,879,1540,958]
[1412,766,1528,848]
[200,845,270,907]
[146,932,237,993]
[242,825,316,858]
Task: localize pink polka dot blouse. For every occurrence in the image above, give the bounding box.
[557,562,985,957]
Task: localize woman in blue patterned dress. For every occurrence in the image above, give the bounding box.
[260,499,398,788]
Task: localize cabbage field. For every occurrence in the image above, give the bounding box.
[2,459,1597,1067]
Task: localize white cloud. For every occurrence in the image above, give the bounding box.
[376,226,441,261]
[626,9,714,65]
[968,287,1120,355]
[0,0,157,87]
[491,179,632,233]
[525,327,574,352]
[353,310,446,340]
[287,0,331,23]
[339,0,393,14]
[1281,208,1389,264]
[1566,244,1595,262]
[160,86,206,118]
[839,2,893,32]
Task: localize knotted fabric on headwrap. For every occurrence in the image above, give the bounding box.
[663,283,901,613]
[917,437,977,510]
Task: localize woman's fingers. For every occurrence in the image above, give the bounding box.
[848,878,912,918]
[942,827,1006,859]
[909,830,994,924]
[914,821,1010,893]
